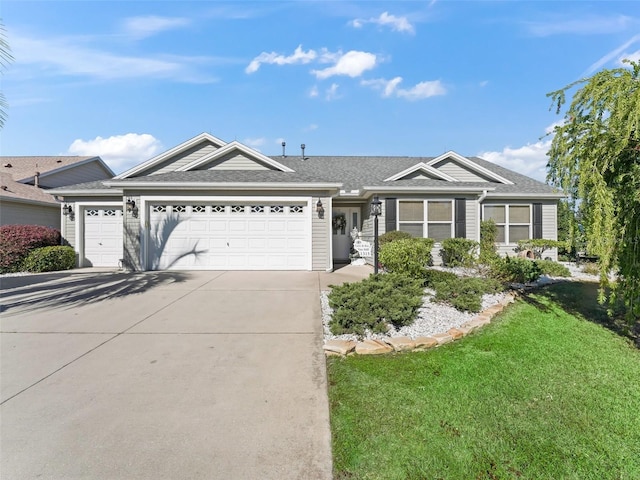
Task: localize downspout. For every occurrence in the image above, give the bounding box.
[477,190,488,243]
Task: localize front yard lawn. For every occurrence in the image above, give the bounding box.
[327,282,640,479]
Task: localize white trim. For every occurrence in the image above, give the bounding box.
[140,195,313,271]
[384,162,458,182]
[103,181,342,191]
[484,192,565,199]
[74,201,123,268]
[364,186,495,195]
[426,151,514,185]
[176,141,295,173]
[114,133,227,179]
[49,188,121,196]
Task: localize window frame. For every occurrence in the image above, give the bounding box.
[482,203,533,244]
[397,199,455,242]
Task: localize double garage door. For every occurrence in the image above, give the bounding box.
[147,202,311,270]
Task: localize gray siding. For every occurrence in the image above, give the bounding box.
[141,143,219,176]
[433,159,492,182]
[312,195,331,270]
[39,162,112,188]
[0,202,60,229]
[62,211,76,251]
[200,152,270,171]
[123,196,141,271]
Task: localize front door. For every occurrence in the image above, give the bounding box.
[332,206,361,262]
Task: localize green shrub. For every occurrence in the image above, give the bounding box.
[516,239,566,260]
[581,262,600,276]
[440,238,479,267]
[430,274,504,312]
[328,273,424,336]
[0,225,61,273]
[535,259,571,277]
[424,268,459,288]
[379,238,434,279]
[489,256,542,284]
[21,246,76,273]
[378,230,413,247]
[479,220,499,264]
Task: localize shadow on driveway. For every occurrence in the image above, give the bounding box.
[0,271,189,315]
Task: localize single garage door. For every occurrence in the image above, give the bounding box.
[147,202,311,270]
[84,207,124,267]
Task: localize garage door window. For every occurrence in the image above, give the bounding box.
[86,209,98,216]
[251,205,265,213]
[270,205,284,213]
[212,205,225,213]
[192,205,206,213]
[231,205,245,213]
[152,205,167,213]
[172,205,186,213]
[291,206,304,214]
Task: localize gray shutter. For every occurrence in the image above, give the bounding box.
[533,203,543,239]
[385,198,397,232]
[455,198,466,238]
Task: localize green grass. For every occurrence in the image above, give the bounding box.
[327,282,640,479]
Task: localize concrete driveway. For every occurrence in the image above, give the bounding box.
[0,267,368,479]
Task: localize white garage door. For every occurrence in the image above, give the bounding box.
[147,202,310,270]
[84,207,123,267]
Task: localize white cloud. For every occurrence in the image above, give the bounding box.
[478,124,560,183]
[479,80,489,87]
[304,124,319,132]
[618,49,640,65]
[245,44,317,74]
[11,32,219,83]
[309,85,319,97]
[67,133,163,173]
[243,137,265,149]
[312,51,377,79]
[527,15,633,37]
[397,80,446,100]
[349,11,415,34]
[122,15,190,39]
[584,33,640,75]
[362,77,446,100]
[325,83,340,101]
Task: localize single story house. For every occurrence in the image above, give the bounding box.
[0,156,114,229]
[51,133,563,271]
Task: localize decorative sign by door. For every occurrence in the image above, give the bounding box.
[353,239,372,258]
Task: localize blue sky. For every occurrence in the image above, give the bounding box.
[1,1,639,181]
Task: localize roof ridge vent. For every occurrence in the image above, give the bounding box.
[301,143,306,160]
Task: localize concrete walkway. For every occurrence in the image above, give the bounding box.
[0,266,370,479]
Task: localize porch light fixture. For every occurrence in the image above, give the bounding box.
[62,204,74,220]
[126,198,139,218]
[316,198,324,218]
[370,195,382,274]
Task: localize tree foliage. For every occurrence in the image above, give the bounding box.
[547,60,640,321]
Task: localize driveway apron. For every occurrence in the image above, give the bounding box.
[0,270,333,480]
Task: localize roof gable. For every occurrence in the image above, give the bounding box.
[177,141,294,173]
[1,156,113,183]
[426,151,513,185]
[115,132,227,179]
[384,162,458,182]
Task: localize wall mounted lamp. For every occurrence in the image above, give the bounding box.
[62,204,74,220]
[316,198,324,218]
[126,198,139,218]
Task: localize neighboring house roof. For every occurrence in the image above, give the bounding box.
[1,156,114,184]
[52,133,563,199]
[0,155,115,206]
[0,172,60,206]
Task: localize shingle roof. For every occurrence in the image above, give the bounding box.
[0,173,59,205]
[52,152,561,197]
[0,156,102,182]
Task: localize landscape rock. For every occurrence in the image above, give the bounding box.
[431,332,453,345]
[323,339,356,355]
[414,336,438,349]
[384,336,416,352]
[355,339,393,355]
[447,328,465,340]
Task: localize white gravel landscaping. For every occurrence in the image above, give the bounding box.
[322,262,603,343]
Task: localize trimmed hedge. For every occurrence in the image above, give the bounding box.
[489,256,542,284]
[535,259,571,277]
[378,230,413,247]
[440,238,479,267]
[21,246,76,273]
[379,238,435,279]
[0,225,61,273]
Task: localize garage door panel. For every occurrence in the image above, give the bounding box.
[84,208,123,268]
[148,202,310,270]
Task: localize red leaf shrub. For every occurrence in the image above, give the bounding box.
[0,225,61,273]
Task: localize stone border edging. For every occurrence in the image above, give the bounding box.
[323,293,517,357]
